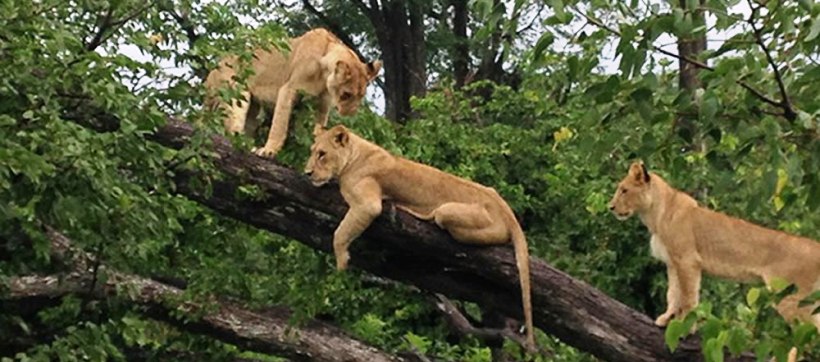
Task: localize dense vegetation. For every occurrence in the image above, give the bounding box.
[1,0,818,361]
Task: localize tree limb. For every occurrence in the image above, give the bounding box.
[135,118,754,362]
[53,97,761,360]
[159,2,208,80]
[84,3,155,51]
[3,226,409,362]
[432,293,530,349]
[745,0,796,121]
[84,7,114,51]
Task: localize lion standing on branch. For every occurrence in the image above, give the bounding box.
[205,28,381,158]
[609,161,820,331]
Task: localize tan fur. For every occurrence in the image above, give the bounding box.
[303,125,536,350]
[204,28,381,158]
[609,161,820,334]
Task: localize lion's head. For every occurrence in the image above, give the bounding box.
[609,161,653,220]
[327,60,381,116]
[304,125,353,187]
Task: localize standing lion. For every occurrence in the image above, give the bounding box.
[204,28,381,158]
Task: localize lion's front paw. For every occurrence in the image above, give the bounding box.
[252,145,279,159]
[655,311,675,327]
[335,252,350,271]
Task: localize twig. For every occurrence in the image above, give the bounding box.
[572,7,792,118]
[161,4,208,79]
[84,3,155,51]
[745,0,796,120]
[85,7,114,51]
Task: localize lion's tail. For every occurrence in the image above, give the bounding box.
[510,220,535,350]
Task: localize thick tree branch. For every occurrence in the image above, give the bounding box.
[131,118,753,362]
[3,227,408,362]
[573,8,793,118]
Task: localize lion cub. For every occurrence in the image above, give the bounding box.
[304,125,536,349]
[204,28,381,158]
[609,161,820,332]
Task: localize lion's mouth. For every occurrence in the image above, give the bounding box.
[613,211,632,220]
[311,178,330,187]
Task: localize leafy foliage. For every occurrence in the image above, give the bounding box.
[0,0,818,361]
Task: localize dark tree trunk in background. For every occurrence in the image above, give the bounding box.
[465,0,521,95]
[451,0,470,88]
[675,0,707,149]
[354,0,427,122]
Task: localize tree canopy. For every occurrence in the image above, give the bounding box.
[1,0,818,361]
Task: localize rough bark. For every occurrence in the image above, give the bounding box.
[139,118,754,362]
[2,228,406,362]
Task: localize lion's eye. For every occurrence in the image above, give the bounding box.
[621,188,628,194]
[340,92,352,101]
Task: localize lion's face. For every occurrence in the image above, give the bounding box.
[609,162,652,220]
[304,125,352,187]
[327,60,381,116]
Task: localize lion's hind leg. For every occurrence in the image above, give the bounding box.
[430,202,508,245]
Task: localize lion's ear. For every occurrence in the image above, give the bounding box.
[366,60,382,82]
[331,125,349,147]
[335,61,351,79]
[629,161,650,184]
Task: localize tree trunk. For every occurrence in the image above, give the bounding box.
[451,0,469,88]
[135,118,754,362]
[357,0,426,122]
[675,0,707,148]
[2,228,408,362]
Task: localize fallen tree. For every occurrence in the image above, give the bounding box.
[138,119,753,362]
[2,226,408,362]
[59,103,756,361]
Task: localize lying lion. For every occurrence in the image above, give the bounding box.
[609,161,820,334]
[204,28,381,158]
[303,125,536,350]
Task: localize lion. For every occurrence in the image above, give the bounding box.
[303,125,536,350]
[609,161,820,335]
[204,28,381,158]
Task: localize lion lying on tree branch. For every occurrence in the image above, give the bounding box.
[303,125,536,350]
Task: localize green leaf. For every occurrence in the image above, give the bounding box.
[805,15,820,42]
[792,322,818,345]
[664,319,688,351]
[746,288,761,306]
[532,32,554,59]
[798,290,820,307]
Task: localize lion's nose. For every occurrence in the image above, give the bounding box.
[608,204,615,211]
[305,170,313,176]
